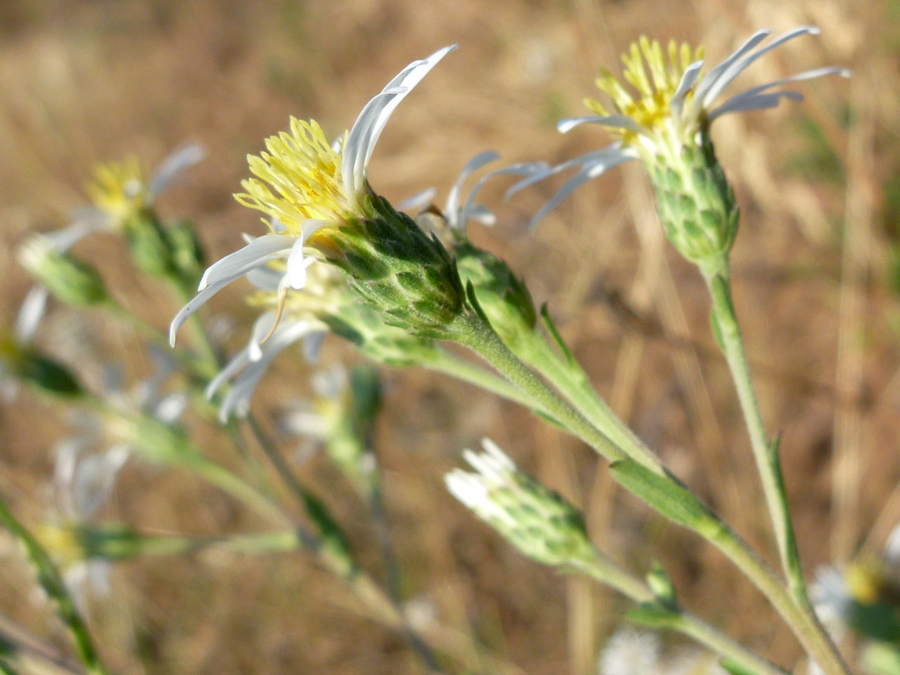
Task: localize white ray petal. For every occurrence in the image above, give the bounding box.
[708,91,804,120]
[528,151,636,231]
[148,143,205,202]
[708,66,851,120]
[699,26,820,109]
[343,45,457,200]
[198,234,293,290]
[446,151,500,226]
[397,188,438,212]
[691,29,773,110]
[15,285,49,343]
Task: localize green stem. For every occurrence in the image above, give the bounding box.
[451,312,847,674]
[103,300,217,380]
[0,491,107,675]
[711,528,849,675]
[96,530,301,558]
[448,312,630,466]
[421,347,548,413]
[516,327,663,474]
[706,272,806,602]
[572,555,788,675]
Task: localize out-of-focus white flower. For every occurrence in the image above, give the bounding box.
[598,629,661,675]
[278,364,348,448]
[37,439,130,611]
[73,144,205,241]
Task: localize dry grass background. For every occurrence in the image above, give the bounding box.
[0,0,898,673]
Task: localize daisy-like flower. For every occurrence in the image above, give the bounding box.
[75,144,204,241]
[516,27,850,275]
[171,45,463,347]
[37,439,131,611]
[446,438,594,567]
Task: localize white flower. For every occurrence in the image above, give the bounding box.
[598,629,661,675]
[17,144,204,342]
[40,438,131,611]
[514,26,850,228]
[169,46,456,347]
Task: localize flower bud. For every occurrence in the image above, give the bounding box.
[645,134,738,278]
[446,438,594,567]
[313,193,467,337]
[454,242,537,348]
[18,237,109,307]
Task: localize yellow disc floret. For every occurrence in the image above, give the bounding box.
[586,37,703,138]
[86,157,147,226]
[236,118,349,237]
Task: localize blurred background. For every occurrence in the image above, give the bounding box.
[0,0,897,673]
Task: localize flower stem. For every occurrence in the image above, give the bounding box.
[710,527,849,675]
[448,312,630,466]
[515,326,663,473]
[447,312,659,473]
[706,271,806,602]
[421,346,549,413]
[0,490,108,675]
[572,554,788,675]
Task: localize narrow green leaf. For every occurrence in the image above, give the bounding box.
[720,656,763,675]
[539,304,577,366]
[626,602,680,627]
[768,434,807,603]
[609,460,723,537]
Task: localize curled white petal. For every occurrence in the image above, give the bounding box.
[697,26,819,111]
[148,143,205,203]
[708,66,851,121]
[397,188,438,212]
[445,150,501,226]
[343,45,457,202]
[198,234,294,291]
[558,114,647,135]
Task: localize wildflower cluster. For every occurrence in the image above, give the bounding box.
[1,25,863,675]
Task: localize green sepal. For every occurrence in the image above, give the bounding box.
[33,253,109,307]
[165,219,206,290]
[609,459,724,537]
[464,280,492,328]
[123,211,178,279]
[540,304,577,367]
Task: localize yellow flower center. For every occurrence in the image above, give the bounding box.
[235,118,349,237]
[86,157,147,226]
[585,37,703,139]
